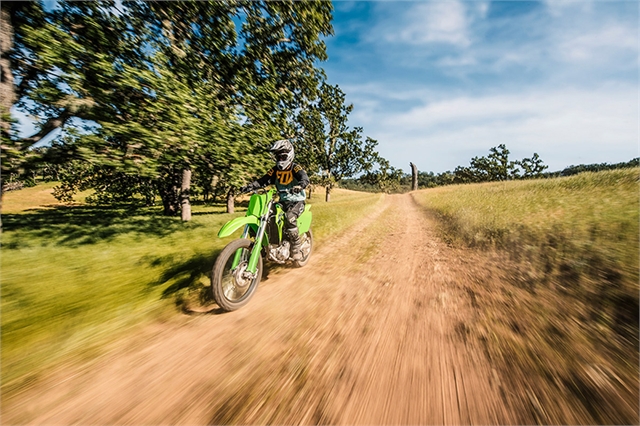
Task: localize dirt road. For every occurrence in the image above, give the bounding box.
[4,194,521,424]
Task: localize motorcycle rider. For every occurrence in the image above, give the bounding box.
[239,139,310,260]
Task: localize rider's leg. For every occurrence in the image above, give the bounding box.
[283,201,305,259]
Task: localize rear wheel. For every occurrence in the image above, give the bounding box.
[211,238,263,311]
[292,229,313,268]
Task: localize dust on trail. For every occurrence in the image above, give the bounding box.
[4,193,520,425]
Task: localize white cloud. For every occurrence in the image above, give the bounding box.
[356,84,638,172]
[556,24,637,62]
[326,1,639,173]
[543,0,593,18]
[475,1,490,19]
[436,54,478,68]
[388,0,471,47]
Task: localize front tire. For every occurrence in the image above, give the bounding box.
[292,229,313,268]
[211,239,263,311]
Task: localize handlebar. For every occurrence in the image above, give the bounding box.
[239,186,301,196]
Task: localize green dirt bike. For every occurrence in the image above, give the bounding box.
[211,187,313,311]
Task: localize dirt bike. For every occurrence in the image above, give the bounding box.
[211,187,313,311]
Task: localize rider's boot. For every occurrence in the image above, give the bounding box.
[285,209,303,260]
[290,237,302,260]
[288,232,302,260]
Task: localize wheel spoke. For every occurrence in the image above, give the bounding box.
[220,248,255,302]
[212,240,263,311]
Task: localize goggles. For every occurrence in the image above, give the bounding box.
[274,152,289,161]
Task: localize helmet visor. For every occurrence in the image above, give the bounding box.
[275,152,289,161]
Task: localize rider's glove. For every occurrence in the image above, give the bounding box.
[239,185,251,194]
[291,186,302,194]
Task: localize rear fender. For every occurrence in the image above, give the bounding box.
[218,216,259,238]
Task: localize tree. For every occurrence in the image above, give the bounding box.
[2,0,166,216]
[425,146,549,188]
[360,157,404,193]
[468,144,518,182]
[516,153,548,178]
[453,165,477,184]
[298,82,379,201]
[5,1,334,217]
[1,2,47,227]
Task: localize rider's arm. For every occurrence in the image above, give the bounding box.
[293,164,310,189]
[248,167,276,190]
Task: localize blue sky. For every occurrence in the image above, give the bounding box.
[13,0,638,174]
[322,0,639,173]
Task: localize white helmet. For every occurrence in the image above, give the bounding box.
[270,139,294,170]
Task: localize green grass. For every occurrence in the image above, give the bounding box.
[412,168,639,290]
[413,169,639,423]
[2,181,94,214]
[1,185,382,395]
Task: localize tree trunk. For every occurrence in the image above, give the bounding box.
[161,193,178,216]
[1,6,15,134]
[159,183,179,216]
[0,5,16,231]
[325,185,331,202]
[180,168,192,221]
[410,162,418,191]
[307,184,313,200]
[226,188,234,213]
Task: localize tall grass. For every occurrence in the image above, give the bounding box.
[1,185,382,395]
[413,168,639,423]
[413,168,638,294]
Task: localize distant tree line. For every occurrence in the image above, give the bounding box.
[553,158,639,177]
[341,145,639,193]
[1,0,386,221]
[418,144,548,188]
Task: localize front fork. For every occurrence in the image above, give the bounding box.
[232,219,267,275]
[231,225,251,269]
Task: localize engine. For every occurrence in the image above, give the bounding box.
[267,241,290,263]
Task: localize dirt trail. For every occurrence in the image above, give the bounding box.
[4,193,520,425]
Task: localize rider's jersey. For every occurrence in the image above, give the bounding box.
[255,163,310,203]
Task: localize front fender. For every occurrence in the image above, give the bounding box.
[218,216,259,238]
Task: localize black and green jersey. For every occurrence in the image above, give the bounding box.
[255,163,310,202]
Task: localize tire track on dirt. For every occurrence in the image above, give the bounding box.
[4,193,518,424]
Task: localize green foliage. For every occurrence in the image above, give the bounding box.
[417,170,454,188]
[557,157,639,177]
[453,144,542,183]
[516,152,548,178]
[6,0,334,215]
[1,2,46,188]
[297,82,380,198]
[357,157,406,193]
[349,144,551,192]
[409,144,549,188]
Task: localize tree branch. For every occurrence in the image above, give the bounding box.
[20,108,73,149]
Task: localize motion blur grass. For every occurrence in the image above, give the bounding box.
[412,168,639,299]
[413,168,639,423]
[1,185,381,395]
[2,181,91,213]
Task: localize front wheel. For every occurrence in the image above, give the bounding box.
[292,229,313,268]
[211,238,263,311]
